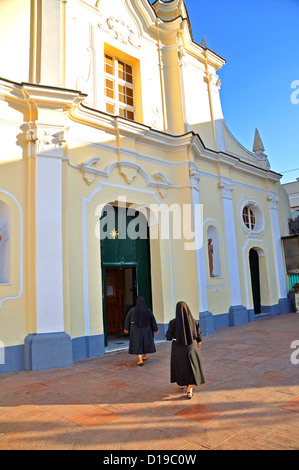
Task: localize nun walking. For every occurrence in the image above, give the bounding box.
[166,301,205,398]
[124,296,159,366]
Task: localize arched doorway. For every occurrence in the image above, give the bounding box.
[249,248,261,314]
[100,204,152,347]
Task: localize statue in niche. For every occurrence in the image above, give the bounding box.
[289,216,299,235]
[208,238,215,277]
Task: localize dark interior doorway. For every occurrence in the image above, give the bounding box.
[105,266,136,336]
[249,248,261,314]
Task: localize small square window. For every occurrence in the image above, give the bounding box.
[105,79,114,99]
[106,102,115,114]
[126,110,134,121]
[119,107,126,118]
[104,55,114,75]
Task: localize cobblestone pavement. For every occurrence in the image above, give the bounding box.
[0,313,299,450]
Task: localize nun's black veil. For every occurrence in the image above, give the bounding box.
[134,296,150,327]
[175,301,197,346]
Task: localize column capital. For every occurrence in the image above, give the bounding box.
[189,163,201,189]
[219,177,234,200]
[35,123,68,158]
[267,191,279,210]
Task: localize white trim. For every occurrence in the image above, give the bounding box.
[0,190,23,308]
[68,152,276,197]
[82,197,90,336]
[221,188,243,306]
[68,105,281,183]
[72,134,280,181]
[190,184,209,312]
[73,158,172,191]
[35,156,64,333]
[237,198,265,235]
[267,194,288,299]
[242,238,263,309]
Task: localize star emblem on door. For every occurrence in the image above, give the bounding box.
[110,229,118,239]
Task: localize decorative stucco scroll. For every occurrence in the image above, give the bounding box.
[98,16,141,48]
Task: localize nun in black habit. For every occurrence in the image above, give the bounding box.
[166,301,205,398]
[124,296,159,366]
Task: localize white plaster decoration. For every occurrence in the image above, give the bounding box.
[238,198,265,235]
[154,173,172,199]
[35,124,68,158]
[78,158,173,195]
[219,177,233,200]
[267,192,279,210]
[264,158,271,171]
[189,162,201,190]
[24,122,38,158]
[98,16,141,48]
[151,105,163,130]
[267,191,288,299]
[222,120,270,169]
[75,24,96,108]
[219,177,243,306]
[252,129,271,170]
[154,172,172,187]
[242,238,264,309]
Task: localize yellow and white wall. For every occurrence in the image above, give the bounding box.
[0,0,293,372]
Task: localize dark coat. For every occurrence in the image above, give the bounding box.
[124,307,158,355]
[166,318,205,386]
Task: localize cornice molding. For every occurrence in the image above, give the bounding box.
[0,78,87,111]
[69,102,281,183]
[0,77,281,184]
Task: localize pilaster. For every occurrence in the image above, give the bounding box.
[219,177,248,325]
[189,163,214,335]
[267,191,293,313]
[24,121,72,370]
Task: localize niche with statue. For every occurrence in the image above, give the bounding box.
[207,225,221,278]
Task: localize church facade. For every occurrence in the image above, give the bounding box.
[0,0,293,373]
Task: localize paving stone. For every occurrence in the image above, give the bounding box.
[0,313,299,450]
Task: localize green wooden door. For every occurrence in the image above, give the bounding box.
[100,206,152,345]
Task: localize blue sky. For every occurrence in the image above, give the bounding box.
[183,0,299,183]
